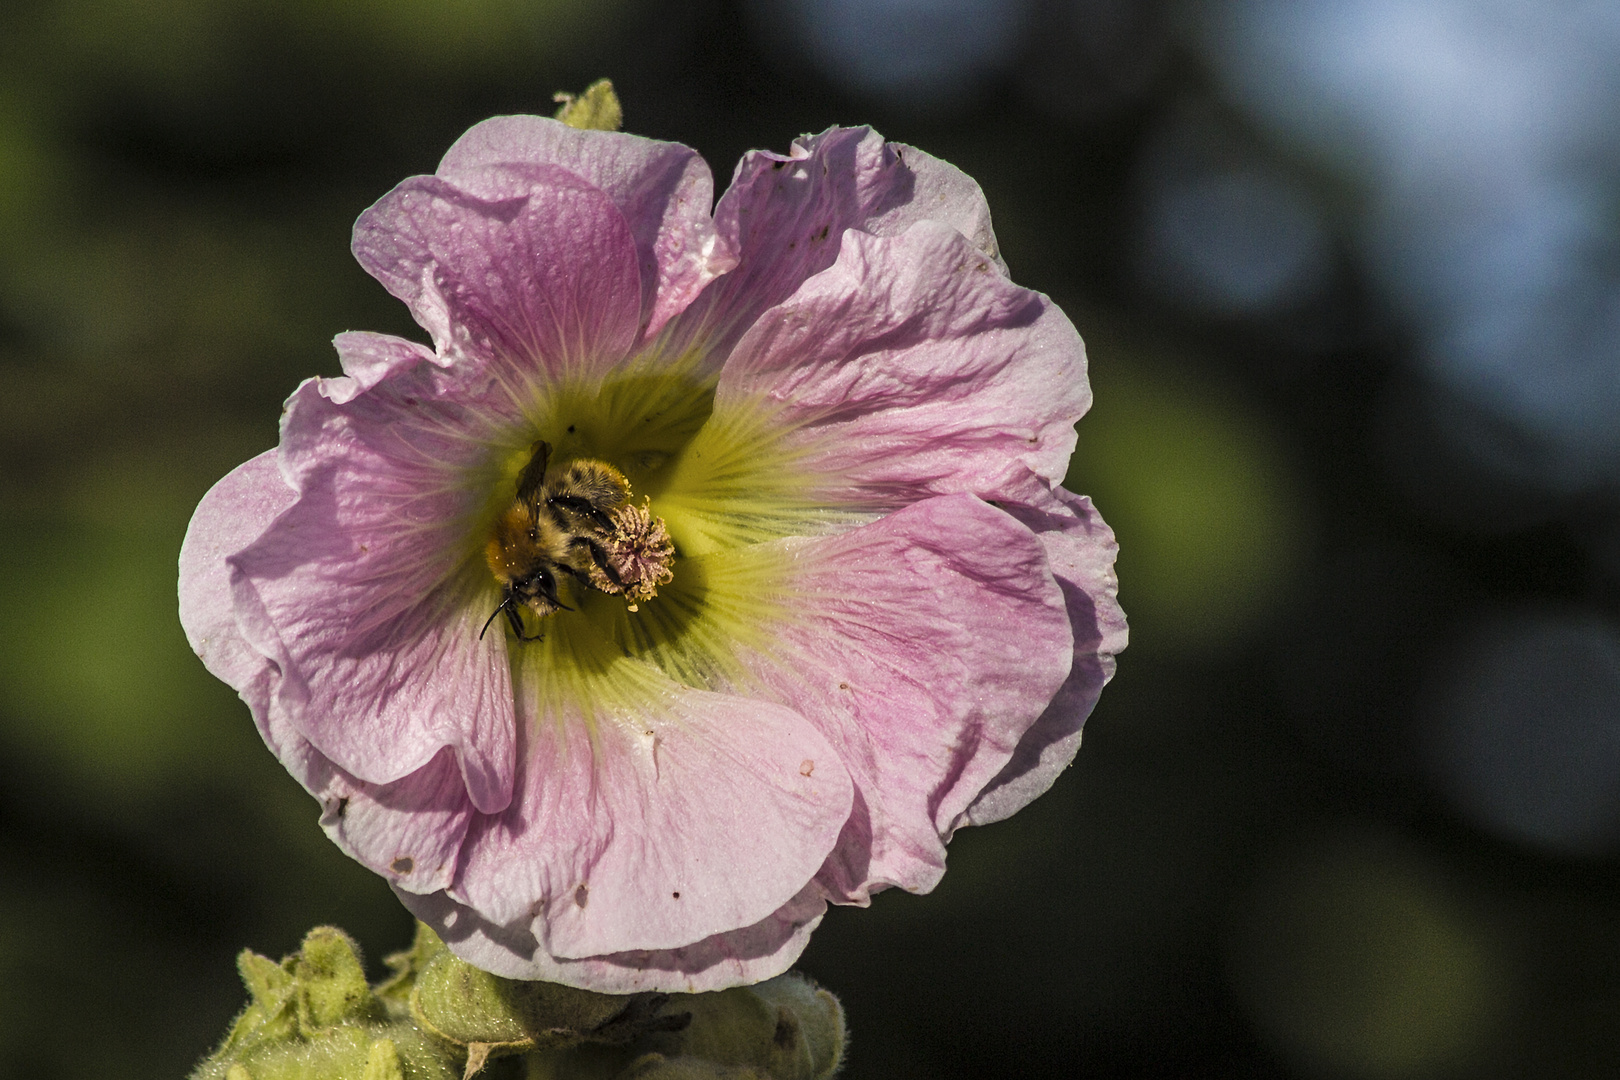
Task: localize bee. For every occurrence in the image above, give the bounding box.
[480,440,633,641]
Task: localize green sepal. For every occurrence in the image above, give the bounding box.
[238,950,294,1004]
[295,927,387,1029]
[410,937,686,1066]
[221,951,299,1053]
[376,919,451,1007]
[362,1037,406,1080]
[553,80,623,131]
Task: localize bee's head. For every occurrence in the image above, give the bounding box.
[513,567,568,612]
[480,569,570,642]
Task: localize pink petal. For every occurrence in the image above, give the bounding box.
[967,486,1127,827]
[437,116,734,339]
[180,449,475,893]
[320,332,442,405]
[179,449,293,692]
[737,493,1073,901]
[667,126,1004,356]
[352,165,642,388]
[399,882,827,994]
[442,672,851,962]
[717,220,1088,506]
[271,707,474,896]
[228,359,515,813]
[867,140,1006,273]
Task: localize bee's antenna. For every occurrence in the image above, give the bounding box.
[479,596,512,640]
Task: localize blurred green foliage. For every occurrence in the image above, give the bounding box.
[0,521,234,796]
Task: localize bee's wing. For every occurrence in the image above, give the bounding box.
[515,440,551,517]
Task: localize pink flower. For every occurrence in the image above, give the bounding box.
[178,118,1125,992]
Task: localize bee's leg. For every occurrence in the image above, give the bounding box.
[548,493,615,531]
[504,602,539,641]
[574,536,624,588]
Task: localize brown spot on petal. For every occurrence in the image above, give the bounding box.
[800,759,815,777]
[672,891,681,899]
[575,883,589,908]
[838,682,849,690]
[391,856,414,875]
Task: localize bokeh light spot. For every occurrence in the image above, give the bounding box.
[1421,609,1620,857]
[1133,110,1335,320]
[752,0,1034,106]
[1138,165,1331,316]
[1066,340,1308,656]
[1228,834,1506,1080]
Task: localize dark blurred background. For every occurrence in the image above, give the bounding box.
[3,0,1619,1076]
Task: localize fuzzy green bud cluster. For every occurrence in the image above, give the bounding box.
[192,927,455,1080]
[553,80,623,132]
[194,924,846,1080]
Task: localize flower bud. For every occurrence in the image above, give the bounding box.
[617,1053,775,1080]
[191,927,458,1080]
[553,80,623,131]
[640,973,847,1080]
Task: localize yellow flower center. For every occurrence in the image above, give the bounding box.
[463,357,855,720]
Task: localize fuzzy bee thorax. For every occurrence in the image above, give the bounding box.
[480,442,675,641]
